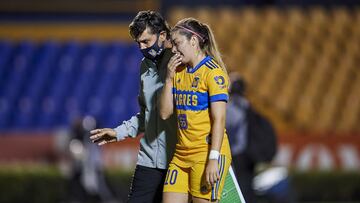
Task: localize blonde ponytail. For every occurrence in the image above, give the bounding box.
[172,18,228,78]
[202,24,228,77]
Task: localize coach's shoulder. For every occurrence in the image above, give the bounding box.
[140,57,151,74]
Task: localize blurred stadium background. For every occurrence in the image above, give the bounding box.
[0,0,359,202]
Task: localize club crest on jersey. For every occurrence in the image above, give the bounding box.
[191,76,200,88]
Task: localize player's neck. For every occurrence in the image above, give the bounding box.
[189,52,206,68]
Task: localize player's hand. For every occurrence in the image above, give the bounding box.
[166,53,182,82]
[90,128,117,146]
[205,159,220,187]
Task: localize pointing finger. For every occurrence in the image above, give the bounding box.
[90,129,102,134]
[90,131,105,141]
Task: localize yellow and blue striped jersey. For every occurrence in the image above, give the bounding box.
[171,56,231,167]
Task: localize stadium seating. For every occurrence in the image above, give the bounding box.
[169,7,360,133]
[0,40,142,130]
[0,7,359,133]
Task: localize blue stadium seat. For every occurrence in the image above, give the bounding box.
[0,40,142,131]
[37,41,82,128]
[0,41,35,99]
[0,97,14,129]
[0,40,12,88]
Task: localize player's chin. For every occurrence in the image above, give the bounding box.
[180,56,188,64]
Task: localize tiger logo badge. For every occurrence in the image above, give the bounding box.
[192,76,200,88]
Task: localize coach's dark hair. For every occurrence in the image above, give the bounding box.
[172,18,227,75]
[129,10,170,40]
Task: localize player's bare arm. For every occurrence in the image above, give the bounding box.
[205,101,226,187]
[159,53,182,120]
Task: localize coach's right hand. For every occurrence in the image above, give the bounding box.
[90,128,117,146]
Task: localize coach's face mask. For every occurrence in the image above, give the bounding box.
[140,35,164,61]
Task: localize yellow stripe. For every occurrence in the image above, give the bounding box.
[0,23,131,42]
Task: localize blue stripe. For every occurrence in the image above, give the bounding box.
[205,61,216,69]
[212,155,223,200]
[219,155,225,198]
[209,60,219,69]
[210,94,228,103]
[187,56,212,73]
[174,89,209,111]
[212,184,216,200]
[205,64,213,70]
[213,156,221,200]
[216,155,225,200]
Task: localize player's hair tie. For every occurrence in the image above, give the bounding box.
[176,25,205,42]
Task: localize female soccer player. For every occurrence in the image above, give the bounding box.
[159,18,232,203]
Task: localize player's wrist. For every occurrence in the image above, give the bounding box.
[208,150,220,160]
[165,77,173,84]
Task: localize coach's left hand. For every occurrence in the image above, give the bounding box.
[90,128,117,146]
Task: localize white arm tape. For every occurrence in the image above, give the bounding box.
[209,150,220,160]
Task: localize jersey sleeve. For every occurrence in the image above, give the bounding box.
[206,68,229,103]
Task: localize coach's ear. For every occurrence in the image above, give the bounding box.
[159,31,167,42]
